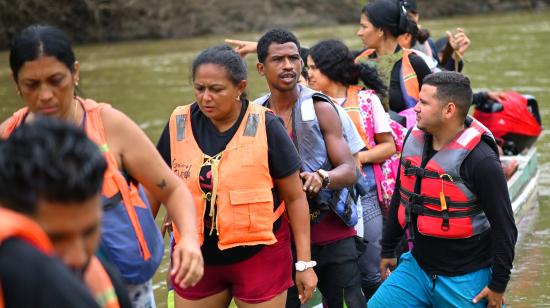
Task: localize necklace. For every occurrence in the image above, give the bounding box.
[282,112,292,131]
[269,100,293,132]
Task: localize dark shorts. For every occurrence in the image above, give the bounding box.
[172,219,293,304]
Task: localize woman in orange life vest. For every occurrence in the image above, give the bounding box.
[356,0,431,128]
[0,117,130,308]
[0,24,203,301]
[153,45,317,307]
[307,39,396,300]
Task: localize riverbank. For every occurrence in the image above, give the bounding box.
[1,0,549,49]
[0,9,549,307]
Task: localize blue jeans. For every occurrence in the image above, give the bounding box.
[368,252,494,308]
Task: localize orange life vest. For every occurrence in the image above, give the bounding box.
[0,208,119,308]
[0,207,53,254]
[84,257,120,308]
[0,207,53,308]
[2,98,152,261]
[341,85,372,150]
[355,48,420,107]
[397,117,493,239]
[168,103,285,250]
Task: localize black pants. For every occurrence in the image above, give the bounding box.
[286,236,366,308]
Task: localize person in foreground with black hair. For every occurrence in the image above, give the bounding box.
[307,39,397,301]
[254,28,364,308]
[0,117,131,308]
[370,72,517,308]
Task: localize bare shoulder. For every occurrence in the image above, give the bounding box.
[0,118,11,136]
[99,106,141,136]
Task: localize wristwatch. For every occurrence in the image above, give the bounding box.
[295,260,317,272]
[316,169,330,189]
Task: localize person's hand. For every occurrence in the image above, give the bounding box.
[453,28,471,55]
[171,236,204,289]
[295,269,318,304]
[161,213,172,238]
[472,286,505,307]
[446,28,471,60]
[224,39,258,58]
[300,171,323,197]
[379,257,397,281]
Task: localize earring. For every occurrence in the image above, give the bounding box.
[236,94,241,101]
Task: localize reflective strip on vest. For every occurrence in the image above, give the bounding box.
[84,256,120,308]
[169,102,282,250]
[397,117,493,239]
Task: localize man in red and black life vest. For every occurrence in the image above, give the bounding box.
[370,71,517,308]
[0,118,131,308]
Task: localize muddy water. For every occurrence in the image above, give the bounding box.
[1,10,549,307]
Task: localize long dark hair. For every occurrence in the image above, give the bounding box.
[309,39,387,98]
[10,25,76,81]
[191,44,248,99]
[362,0,412,38]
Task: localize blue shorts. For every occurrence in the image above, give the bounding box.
[368,252,495,308]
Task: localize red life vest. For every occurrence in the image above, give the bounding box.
[169,103,285,249]
[397,117,493,239]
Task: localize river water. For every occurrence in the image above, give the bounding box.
[1,10,549,307]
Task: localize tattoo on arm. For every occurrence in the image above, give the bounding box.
[157,179,167,189]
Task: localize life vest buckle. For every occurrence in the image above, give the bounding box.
[404,166,416,176]
[407,192,424,206]
[411,203,424,215]
[441,210,450,231]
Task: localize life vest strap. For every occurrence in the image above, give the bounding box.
[404,165,439,179]
[399,188,477,209]
[273,203,286,222]
[405,201,483,218]
[403,162,463,183]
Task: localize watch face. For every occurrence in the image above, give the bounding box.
[296,262,305,271]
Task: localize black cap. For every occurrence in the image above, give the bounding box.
[403,0,417,13]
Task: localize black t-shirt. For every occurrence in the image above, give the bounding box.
[389,52,432,113]
[157,100,302,265]
[381,135,517,293]
[0,238,100,308]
